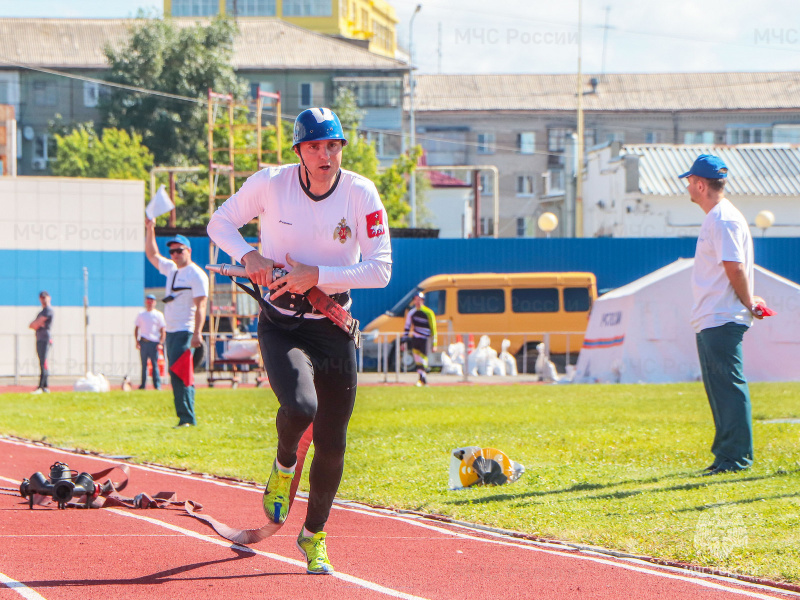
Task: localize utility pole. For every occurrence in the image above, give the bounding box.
[409,4,422,228]
[575,0,584,238]
[600,5,611,81]
[83,267,89,374]
[438,22,443,73]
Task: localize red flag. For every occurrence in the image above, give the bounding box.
[169,349,194,387]
[366,210,385,238]
[754,302,776,317]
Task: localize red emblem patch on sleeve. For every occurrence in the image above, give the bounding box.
[366,210,386,238]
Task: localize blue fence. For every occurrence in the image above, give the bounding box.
[147,237,800,327]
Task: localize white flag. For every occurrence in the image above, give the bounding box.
[145,185,175,220]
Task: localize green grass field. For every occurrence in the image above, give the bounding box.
[2,382,799,583]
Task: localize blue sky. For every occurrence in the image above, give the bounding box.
[4,0,800,74]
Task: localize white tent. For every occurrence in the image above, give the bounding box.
[575,259,800,383]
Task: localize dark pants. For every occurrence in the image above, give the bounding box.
[408,336,429,382]
[166,331,195,425]
[258,308,357,533]
[36,339,50,390]
[696,322,753,470]
[139,339,161,389]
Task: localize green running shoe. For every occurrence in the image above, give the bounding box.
[296,530,335,574]
[262,460,293,524]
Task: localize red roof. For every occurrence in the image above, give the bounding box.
[427,170,472,188]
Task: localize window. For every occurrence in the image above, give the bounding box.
[644,131,664,143]
[584,128,597,148]
[33,133,56,162]
[425,290,446,316]
[339,80,402,108]
[33,81,57,106]
[83,81,99,107]
[479,173,490,193]
[457,289,505,314]
[547,128,569,152]
[564,287,591,312]
[516,175,535,196]
[684,131,715,144]
[299,82,324,108]
[477,132,495,154]
[226,0,276,15]
[512,288,559,313]
[283,0,332,16]
[548,168,565,193]
[516,217,527,238]
[0,73,20,111]
[250,81,276,99]
[364,130,402,159]
[606,131,625,143]
[726,125,775,144]
[480,217,493,235]
[172,0,219,16]
[373,22,393,52]
[350,81,401,107]
[518,132,535,154]
[773,124,800,144]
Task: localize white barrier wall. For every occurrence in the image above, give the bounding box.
[0,176,145,379]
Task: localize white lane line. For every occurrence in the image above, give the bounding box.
[3,534,183,538]
[2,438,795,599]
[327,505,796,600]
[106,509,431,600]
[0,572,48,600]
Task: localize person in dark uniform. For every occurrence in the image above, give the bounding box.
[29,291,54,394]
[207,107,392,574]
[403,291,438,386]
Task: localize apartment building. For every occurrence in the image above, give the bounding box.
[412,72,800,237]
[0,17,407,175]
[164,0,398,58]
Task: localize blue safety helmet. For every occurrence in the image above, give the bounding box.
[292,108,348,149]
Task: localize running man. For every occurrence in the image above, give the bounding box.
[207,107,392,574]
[403,291,437,386]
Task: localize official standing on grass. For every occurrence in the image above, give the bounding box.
[145,224,208,427]
[681,154,763,476]
[29,291,53,394]
[207,107,392,574]
[134,294,166,390]
[403,291,437,386]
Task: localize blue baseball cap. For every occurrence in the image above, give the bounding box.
[678,154,729,179]
[166,234,191,249]
[145,294,156,300]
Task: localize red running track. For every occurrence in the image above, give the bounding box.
[0,437,796,600]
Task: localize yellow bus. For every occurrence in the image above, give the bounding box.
[364,272,597,369]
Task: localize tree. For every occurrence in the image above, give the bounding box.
[100,16,247,168]
[331,87,365,134]
[50,124,153,181]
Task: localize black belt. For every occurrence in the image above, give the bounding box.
[269,291,350,315]
[206,264,361,348]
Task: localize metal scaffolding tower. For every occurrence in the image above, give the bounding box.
[205,87,282,385]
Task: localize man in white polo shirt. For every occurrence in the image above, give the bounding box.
[145,225,209,427]
[681,154,764,476]
[134,294,166,390]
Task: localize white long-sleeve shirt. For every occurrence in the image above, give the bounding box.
[208,164,392,299]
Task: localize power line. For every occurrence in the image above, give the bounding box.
[4,53,795,162]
